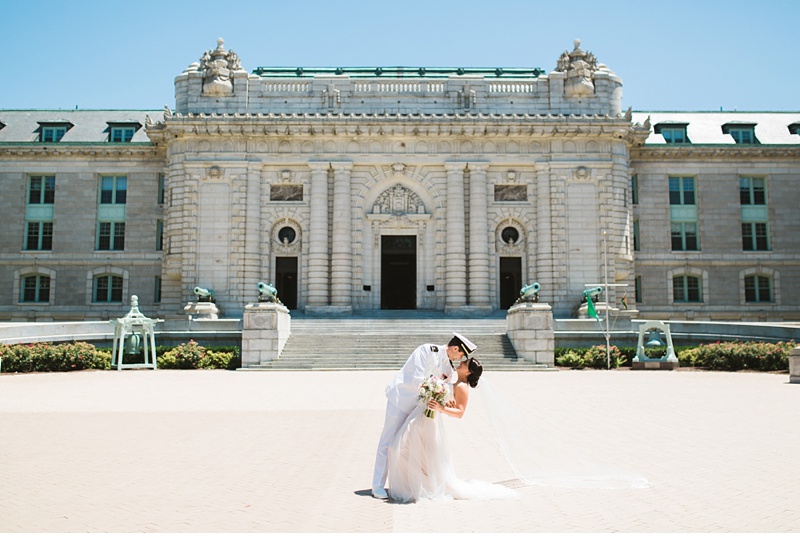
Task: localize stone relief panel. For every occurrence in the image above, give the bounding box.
[371,184,426,215]
[270,184,303,201]
[494,185,528,202]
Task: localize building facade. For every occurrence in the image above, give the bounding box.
[1,39,798,322]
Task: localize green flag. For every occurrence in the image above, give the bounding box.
[587,295,599,320]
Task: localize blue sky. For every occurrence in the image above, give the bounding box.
[2,0,797,112]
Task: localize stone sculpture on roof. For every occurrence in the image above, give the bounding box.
[200,38,242,97]
[556,39,598,98]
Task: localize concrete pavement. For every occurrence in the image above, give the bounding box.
[0,368,798,532]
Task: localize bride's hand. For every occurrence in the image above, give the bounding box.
[445,399,457,408]
[427,400,443,411]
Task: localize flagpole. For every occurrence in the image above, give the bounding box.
[602,229,610,370]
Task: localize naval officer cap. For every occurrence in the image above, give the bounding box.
[451,332,477,357]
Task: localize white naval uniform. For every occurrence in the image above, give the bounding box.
[372,343,456,493]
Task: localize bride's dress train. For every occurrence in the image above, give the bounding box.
[387,405,518,503]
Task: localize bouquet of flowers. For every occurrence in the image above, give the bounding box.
[419,375,448,419]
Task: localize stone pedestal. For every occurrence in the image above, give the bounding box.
[506,302,555,367]
[184,302,222,320]
[790,346,800,384]
[241,303,291,367]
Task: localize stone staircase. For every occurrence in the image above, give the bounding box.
[246,316,543,371]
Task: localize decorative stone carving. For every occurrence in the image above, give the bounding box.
[200,38,241,97]
[372,184,425,215]
[207,166,223,180]
[573,166,591,181]
[556,39,598,98]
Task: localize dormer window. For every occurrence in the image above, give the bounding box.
[654,123,690,144]
[722,123,759,144]
[38,122,72,142]
[107,122,141,143]
[789,123,800,136]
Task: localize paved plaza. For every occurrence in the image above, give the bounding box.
[0,367,798,533]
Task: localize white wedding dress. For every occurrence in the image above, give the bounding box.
[386,391,518,503]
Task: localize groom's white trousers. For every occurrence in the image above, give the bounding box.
[372,401,411,491]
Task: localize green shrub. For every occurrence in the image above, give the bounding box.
[677,347,701,367]
[556,350,587,369]
[157,340,205,369]
[201,349,238,369]
[693,341,793,371]
[584,345,624,369]
[0,342,109,373]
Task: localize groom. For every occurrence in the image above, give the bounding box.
[371,332,477,499]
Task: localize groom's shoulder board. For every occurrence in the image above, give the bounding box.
[430,345,438,352]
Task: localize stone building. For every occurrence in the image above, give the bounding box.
[1,39,798,322]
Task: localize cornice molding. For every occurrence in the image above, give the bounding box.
[631,144,800,160]
[0,144,162,159]
[146,113,635,143]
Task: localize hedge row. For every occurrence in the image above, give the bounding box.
[0,340,240,373]
[555,341,795,371]
[1,340,794,373]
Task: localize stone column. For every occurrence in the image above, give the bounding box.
[331,162,353,311]
[445,163,467,311]
[468,163,491,311]
[242,163,262,307]
[306,162,329,307]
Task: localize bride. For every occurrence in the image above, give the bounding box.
[386,357,518,502]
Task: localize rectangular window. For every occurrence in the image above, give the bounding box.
[729,127,756,144]
[669,177,695,205]
[25,221,53,251]
[97,222,125,251]
[94,275,124,303]
[40,126,67,142]
[634,276,642,303]
[29,176,55,204]
[100,176,127,204]
[156,220,164,251]
[671,222,698,251]
[110,127,136,142]
[633,220,640,251]
[158,174,165,204]
[742,222,770,251]
[740,177,766,205]
[661,127,688,143]
[673,275,701,303]
[154,276,162,304]
[631,175,638,205]
[21,275,50,303]
[745,275,773,303]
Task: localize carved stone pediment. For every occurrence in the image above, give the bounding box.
[371,184,426,215]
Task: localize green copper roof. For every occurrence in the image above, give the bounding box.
[252,66,546,78]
